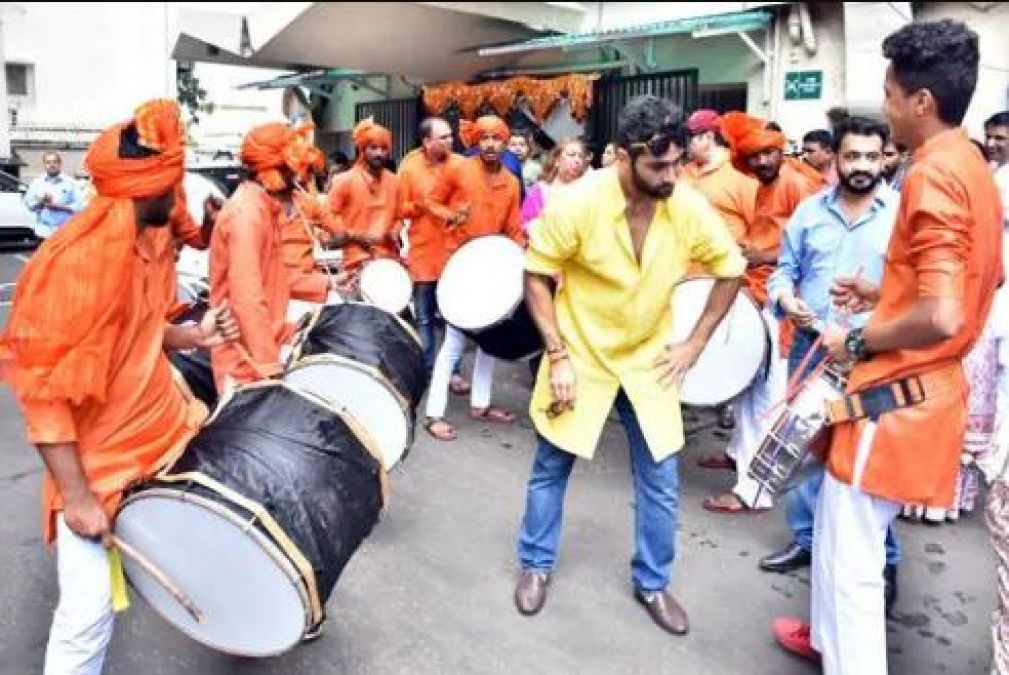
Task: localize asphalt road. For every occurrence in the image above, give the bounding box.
[0,251,997,675]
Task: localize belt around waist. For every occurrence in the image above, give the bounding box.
[825,364,959,425]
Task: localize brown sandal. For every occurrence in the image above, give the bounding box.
[470,406,517,424]
[702,492,769,515]
[425,417,457,441]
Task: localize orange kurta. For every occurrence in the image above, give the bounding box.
[680,154,758,243]
[746,161,824,305]
[209,181,290,389]
[397,149,463,282]
[280,186,332,302]
[429,155,525,250]
[155,182,209,317]
[19,234,206,542]
[828,129,1005,505]
[328,164,401,272]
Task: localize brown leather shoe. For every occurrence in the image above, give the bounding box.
[514,571,550,616]
[635,588,689,635]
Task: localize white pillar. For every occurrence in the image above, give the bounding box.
[0,5,12,161]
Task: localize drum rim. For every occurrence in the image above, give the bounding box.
[284,355,415,468]
[672,276,770,406]
[293,301,422,353]
[359,259,413,314]
[437,235,525,332]
[117,487,311,657]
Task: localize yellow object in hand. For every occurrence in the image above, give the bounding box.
[107,547,130,613]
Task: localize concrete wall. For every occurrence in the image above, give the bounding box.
[916,2,1009,138]
[4,3,174,128]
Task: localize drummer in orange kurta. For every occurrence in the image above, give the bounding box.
[680,109,758,244]
[155,181,222,318]
[327,118,402,274]
[210,122,322,390]
[773,21,1004,674]
[0,99,238,673]
[699,112,825,515]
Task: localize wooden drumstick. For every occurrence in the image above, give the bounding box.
[111,535,207,624]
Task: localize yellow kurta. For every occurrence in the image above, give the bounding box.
[526,168,746,461]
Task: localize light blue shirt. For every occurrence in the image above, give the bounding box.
[24,173,84,236]
[767,182,898,331]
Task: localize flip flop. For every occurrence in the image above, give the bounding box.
[702,493,769,514]
[470,406,517,424]
[425,417,457,441]
[696,455,737,470]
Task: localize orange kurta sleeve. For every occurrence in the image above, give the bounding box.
[904,168,970,299]
[226,211,283,375]
[21,399,77,445]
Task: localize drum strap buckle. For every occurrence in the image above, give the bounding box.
[825,374,927,425]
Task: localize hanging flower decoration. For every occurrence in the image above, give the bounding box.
[421,74,598,123]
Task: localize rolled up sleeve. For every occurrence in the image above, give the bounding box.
[525,202,578,276]
[688,197,746,279]
[905,169,969,299]
[21,399,77,445]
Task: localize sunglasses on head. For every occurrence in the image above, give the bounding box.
[629,132,682,159]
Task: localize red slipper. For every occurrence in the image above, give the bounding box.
[772,617,821,663]
[702,493,769,514]
[470,406,517,424]
[697,455,737,470]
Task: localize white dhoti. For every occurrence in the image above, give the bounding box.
[727,308,787,508]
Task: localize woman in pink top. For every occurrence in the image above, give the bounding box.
[520,138,590,230]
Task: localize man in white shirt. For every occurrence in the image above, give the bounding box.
[24,151,84,238]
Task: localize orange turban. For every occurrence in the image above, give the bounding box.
[352,117,392,156]
[241,121,324,192]
[719,111,786,174]
[460,115,510,149]
[2,99,185,406]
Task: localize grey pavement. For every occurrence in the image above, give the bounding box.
[0,251,997,675]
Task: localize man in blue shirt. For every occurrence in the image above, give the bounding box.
[759,117,901,609]
[24,151,84,238]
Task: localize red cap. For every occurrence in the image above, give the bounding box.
[687,109,721,135]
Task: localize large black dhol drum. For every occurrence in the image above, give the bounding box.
[115,382,385,657]
[285,302,425,470]
[437,235,542,361]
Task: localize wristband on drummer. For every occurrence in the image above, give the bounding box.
[547,344,569,364]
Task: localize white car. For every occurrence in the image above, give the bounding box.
[0,172,39,250]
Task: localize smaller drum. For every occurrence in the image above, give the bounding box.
[285,303,426,470]
[671,277,769,406]
[437,235,542,361]
[358,258,413,315]
[746,363,848,497]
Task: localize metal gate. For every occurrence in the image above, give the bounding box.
[588,68,699,156]
[355,97,423,163]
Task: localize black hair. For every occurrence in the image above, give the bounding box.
[616,95,687,158]
[329,151,350,167]
[882,19,979,126]
[118,124,159,159]
[765,121,783,133]
[802,129,833,149]
[985,111,1009,129]
[970,138,989,162]
[831,117,888,153]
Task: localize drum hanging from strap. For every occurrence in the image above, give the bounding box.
[747,363,848,498]
[285,302,425,470]
[115,382,385,657]
[358,258,413,315]
[437,235,542,361]
[670,277,769,406]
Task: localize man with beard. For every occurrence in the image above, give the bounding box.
[881,139,907,189]
[700,112,825,514]
[328,119,401,275]
[423,115,524,441]
[759,117,901,608]
[513,96,745,635]
[774,20,1003,674]
[1,99,238,675]
[210,121,323,391]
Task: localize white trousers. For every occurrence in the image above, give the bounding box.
[727,309,787,508]
[812,471,900,675]
[425,325,495,419]
[44,516,115,675]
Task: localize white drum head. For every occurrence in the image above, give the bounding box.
[284,357,410,470]
[671,277,768,406]
[360,259,412,315]
[438,235,524,331]
[116,490,308,657]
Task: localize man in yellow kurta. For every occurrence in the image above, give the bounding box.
[514,96,746,635]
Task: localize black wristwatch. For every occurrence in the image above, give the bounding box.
[844,327,871,362]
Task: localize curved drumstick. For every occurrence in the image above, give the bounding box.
[111,535,207,624]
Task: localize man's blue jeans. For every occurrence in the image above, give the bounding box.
[785,328,901,564]
[517,390,680,592]
[413,282,441,373]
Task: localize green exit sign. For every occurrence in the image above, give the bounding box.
[784,70,823,100]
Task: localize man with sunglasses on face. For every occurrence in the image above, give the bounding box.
[513,96,745,635]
